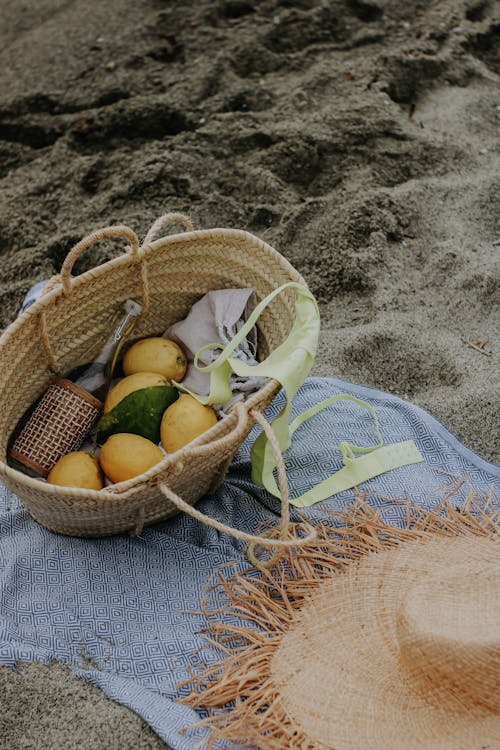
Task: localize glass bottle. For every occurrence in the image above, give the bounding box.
[74,298,142,402]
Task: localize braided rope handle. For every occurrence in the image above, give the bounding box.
[38,226,144,372]
[142,213,193,247]
[159,408,316,568]
[40,213,191,305]
[40,275,63,296]
[59,226,140,296]
[37,213,192,373]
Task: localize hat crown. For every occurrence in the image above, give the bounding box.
[397,556,500,712]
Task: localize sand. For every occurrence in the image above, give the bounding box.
[0,0,498,747]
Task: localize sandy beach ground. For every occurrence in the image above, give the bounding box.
[0,0,498,747]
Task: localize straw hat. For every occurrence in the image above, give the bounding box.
[273,535,500,749]
[180,498,500,749]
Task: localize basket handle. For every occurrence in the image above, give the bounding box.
[158,408,317,568]
[142,213,193,246]
[37,226,144,374]
[60,225,140,296]
[39,275,63,297]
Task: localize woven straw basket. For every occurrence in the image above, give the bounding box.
[0,214,306,544]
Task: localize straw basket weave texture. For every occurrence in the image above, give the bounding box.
[0,214,304,540]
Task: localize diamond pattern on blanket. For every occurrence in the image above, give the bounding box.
[0,377,499,749]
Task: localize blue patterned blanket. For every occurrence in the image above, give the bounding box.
[1,377,499,748]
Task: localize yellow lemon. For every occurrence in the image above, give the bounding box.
[47,451,103,490]
[123,338,187,381]
[104,372,167,413]
[160,393,218,453]
[99,433,164,484]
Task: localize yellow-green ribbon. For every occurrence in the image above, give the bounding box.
[182,283,423,506]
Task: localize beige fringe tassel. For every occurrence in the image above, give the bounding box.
[177,479,499,749]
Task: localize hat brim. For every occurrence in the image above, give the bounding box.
[179,498,500,750]
[272,535,500,750]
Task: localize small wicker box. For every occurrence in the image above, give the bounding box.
[9,378,102,478]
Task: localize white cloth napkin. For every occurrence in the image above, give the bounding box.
[164,288,268,408]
